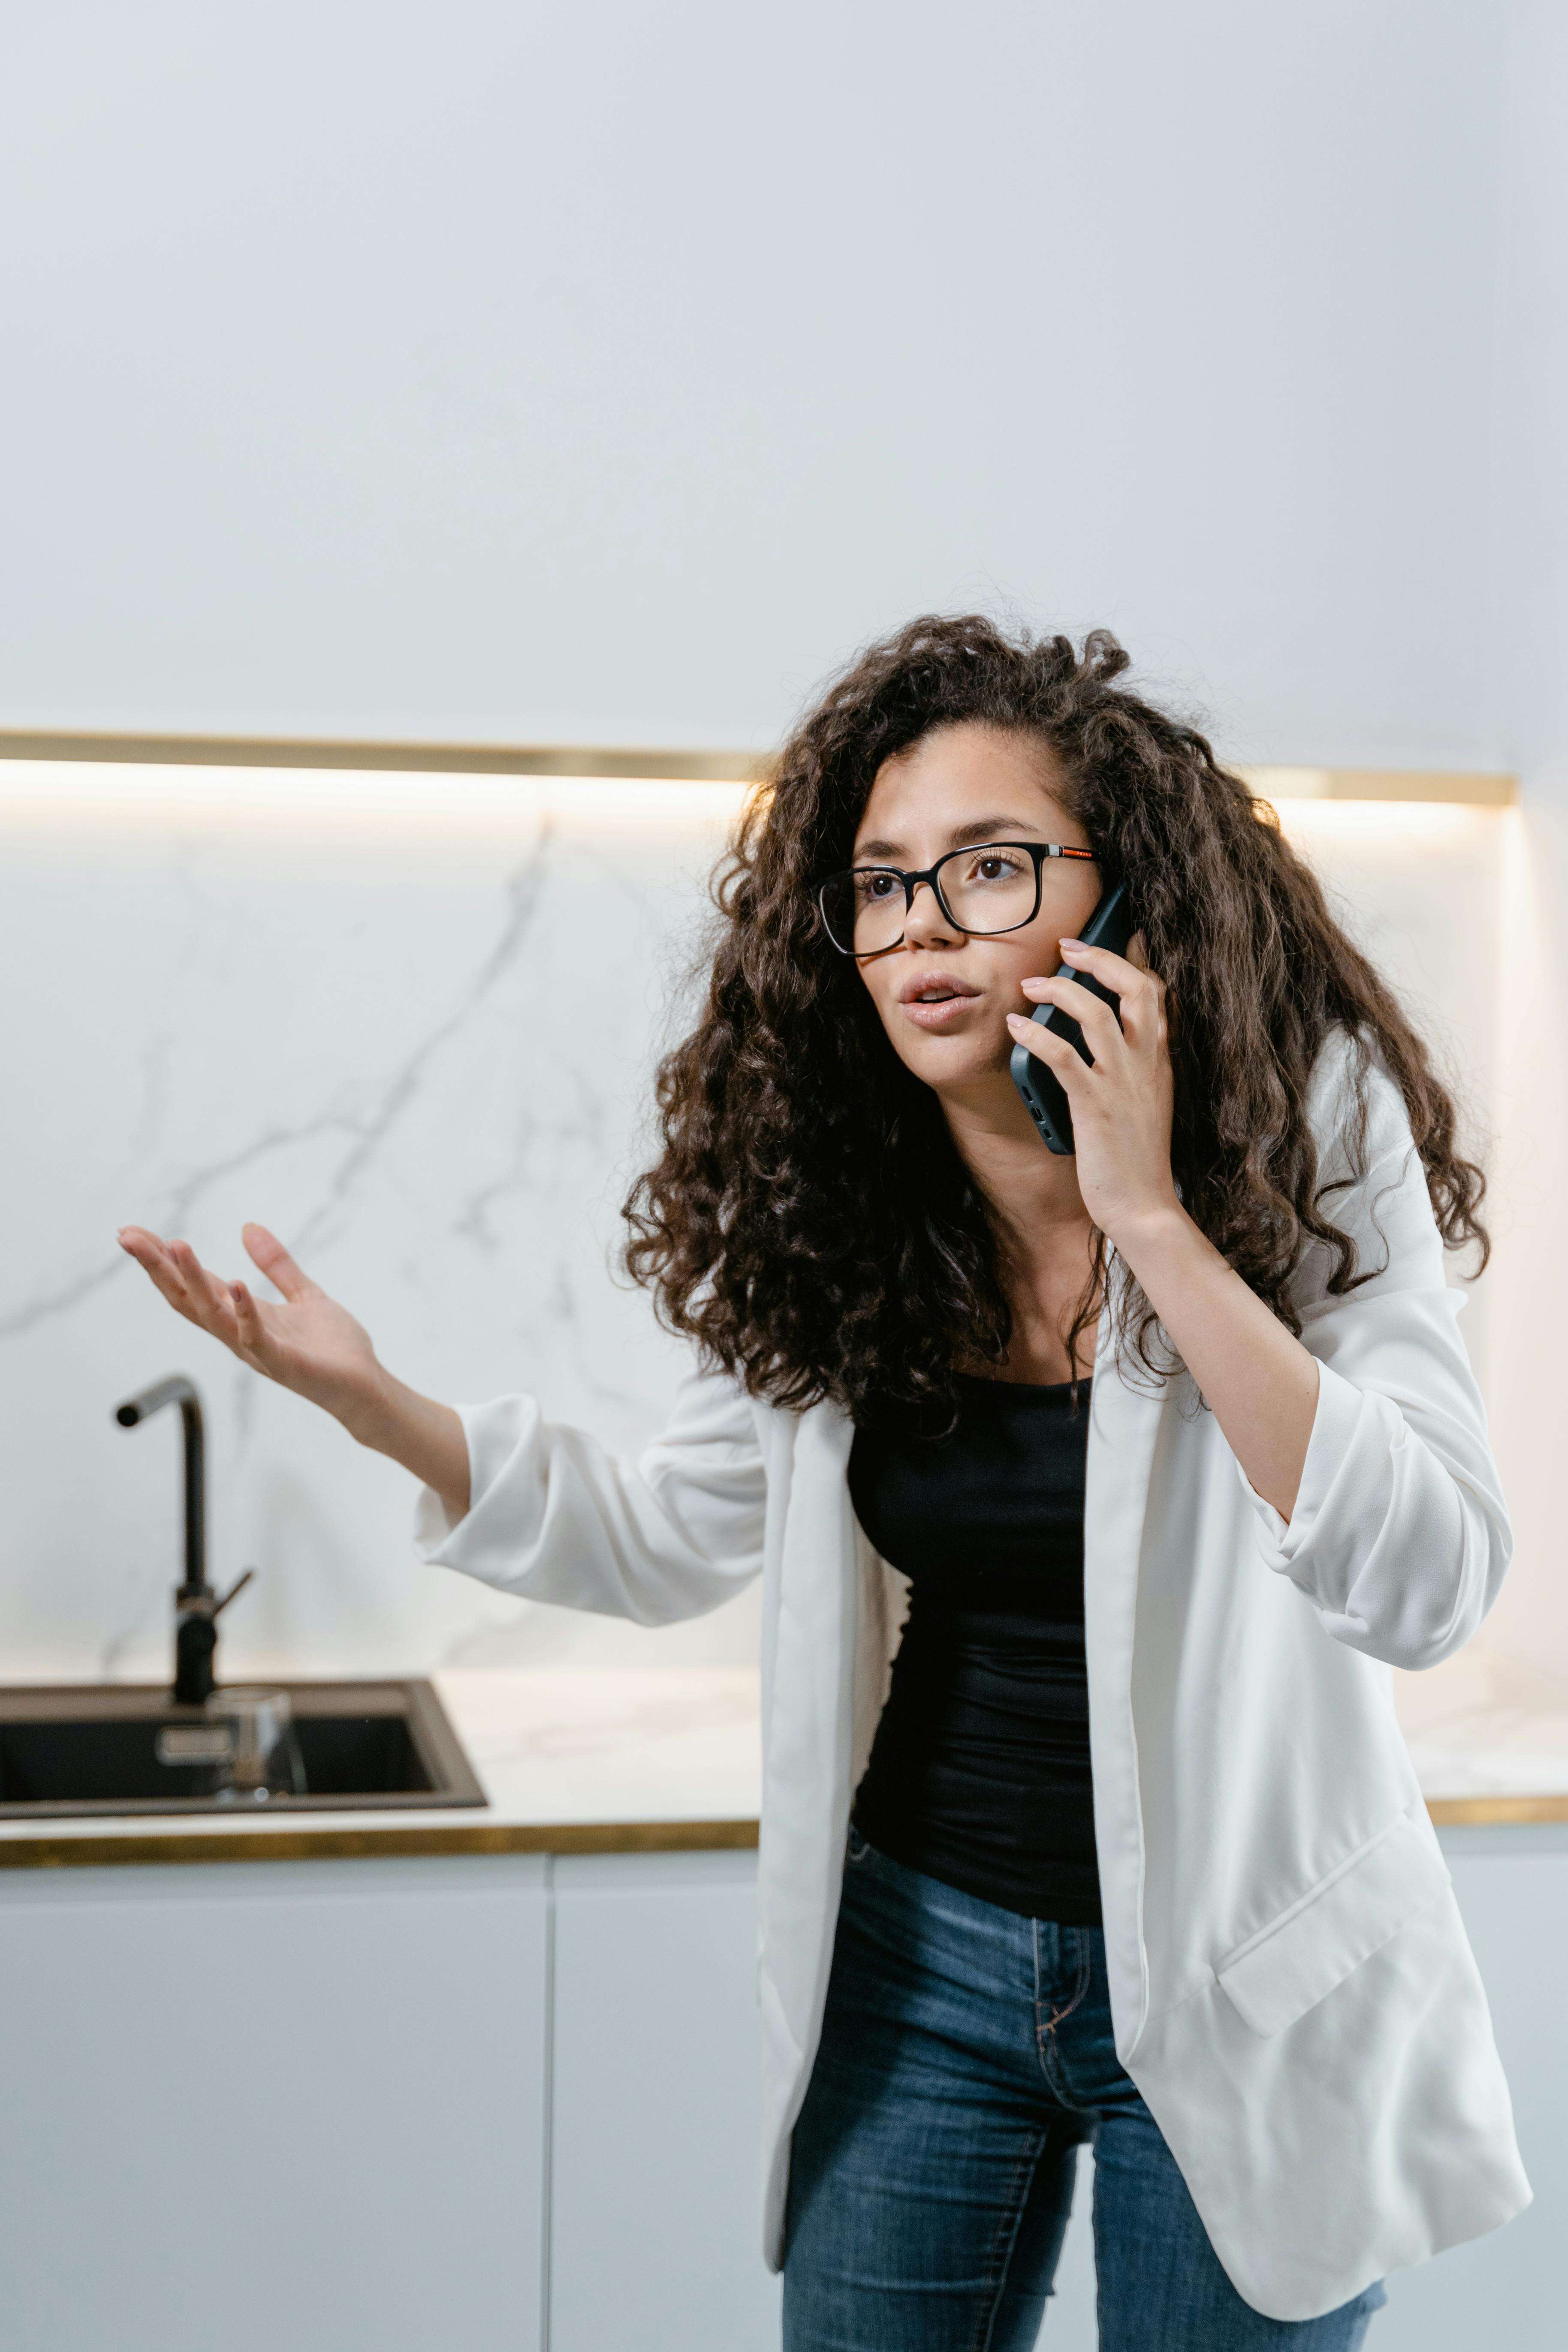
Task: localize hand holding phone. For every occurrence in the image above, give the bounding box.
[1008,883,1134,1155]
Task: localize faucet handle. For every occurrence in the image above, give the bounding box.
[172,1568,254,1706]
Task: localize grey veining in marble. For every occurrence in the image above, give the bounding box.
[0,768,754,1679]
[0,769,1512,1689]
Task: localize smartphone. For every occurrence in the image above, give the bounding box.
[1008,881,1134,1155]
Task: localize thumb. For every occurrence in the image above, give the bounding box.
[241,1223,319,1303]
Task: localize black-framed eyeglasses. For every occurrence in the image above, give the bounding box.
[817,841,1095,959]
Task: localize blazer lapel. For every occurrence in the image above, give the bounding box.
[1086,1311,1169,2060]
[758,1397,859,2057]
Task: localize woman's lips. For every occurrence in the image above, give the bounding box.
[899,980,983,1030]
[903,996,980,1029]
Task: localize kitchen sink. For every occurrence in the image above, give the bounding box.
[0,1680,486,1817]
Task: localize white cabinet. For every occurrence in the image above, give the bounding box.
[0,1855,549,2352]
[1377,1825,1568,2348]
[541,1850,1086,2348]
[1,1825,1562,2352]
[548,1850,781,2350]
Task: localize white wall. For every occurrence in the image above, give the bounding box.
[1474,0,1568,1677]
[1,3,1563,1682]
[0,0,1507,764]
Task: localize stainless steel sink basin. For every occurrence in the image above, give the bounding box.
[0,1680,486,1817]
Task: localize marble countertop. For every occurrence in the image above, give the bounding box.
[3,1650,1565,1870]
[1393,1648,1568,1818]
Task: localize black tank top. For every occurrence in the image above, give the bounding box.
[848,1375,1100,1924]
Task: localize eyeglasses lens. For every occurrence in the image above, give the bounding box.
[938,846,1039,935]
[822,846,1040,955]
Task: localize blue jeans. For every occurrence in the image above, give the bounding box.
[783,1832,1386,2351]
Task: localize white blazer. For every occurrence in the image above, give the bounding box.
[415,1037,1529,2322]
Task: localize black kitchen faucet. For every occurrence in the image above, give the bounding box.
[115,1375,253,1704]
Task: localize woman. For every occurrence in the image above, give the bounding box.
[120,619,1528,2349]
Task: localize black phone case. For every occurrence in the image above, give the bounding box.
[1008,883,1134,1155]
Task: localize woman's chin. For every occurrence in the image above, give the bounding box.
[898,1034,1015,1094]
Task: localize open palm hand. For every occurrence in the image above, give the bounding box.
[117,1222,385,1434]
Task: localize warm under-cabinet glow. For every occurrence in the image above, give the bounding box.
[0,761,751,841]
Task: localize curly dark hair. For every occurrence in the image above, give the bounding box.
[622,615,1487,1423]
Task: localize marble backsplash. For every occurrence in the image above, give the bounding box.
[0,766,760,1679]
[0,765,1512,1685]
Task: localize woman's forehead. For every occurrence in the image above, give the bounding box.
[855,724,1073,855]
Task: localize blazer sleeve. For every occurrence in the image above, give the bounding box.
[1239,1043,1512,1671]
[411,1363,767,1625]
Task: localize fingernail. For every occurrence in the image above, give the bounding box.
[1060,938,1085,951]
[1006,1013,1026,1030]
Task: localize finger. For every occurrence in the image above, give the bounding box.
[1058,942,1163,1046]
[1017,976,1126,1066]
[242,1223,318,1303]
[1124,935,1168,1009]
[230,1280,283,1371]
[118,1224,186,1278]
[119,1227,205,1309]
[1058,939,1153,996]
[118,1230,209,1327]
[165,1239,245,1342]
[1007,1013,1093,1091]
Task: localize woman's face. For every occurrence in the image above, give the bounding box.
[850,721,1102,1102]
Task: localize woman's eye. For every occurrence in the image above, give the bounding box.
[971,855,1019,882]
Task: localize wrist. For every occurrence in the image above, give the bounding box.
[338,1369,470,1518]
[334,1360,405,1453]
[1105,1197,1203,1279]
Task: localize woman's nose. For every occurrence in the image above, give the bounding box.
[904,880,959,947]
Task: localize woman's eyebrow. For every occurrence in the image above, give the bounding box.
[850,816,1036,864]
[947,815,1033,847]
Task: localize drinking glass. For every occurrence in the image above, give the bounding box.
[204,1687,307,1803]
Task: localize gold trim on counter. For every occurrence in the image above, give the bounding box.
[0,729,1518,805]
[0,1817,762,1870]
[0,1797,1562,1868]
[1423,1794,1568,1827]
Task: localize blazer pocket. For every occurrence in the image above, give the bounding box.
[1216,1809,1451,2039]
